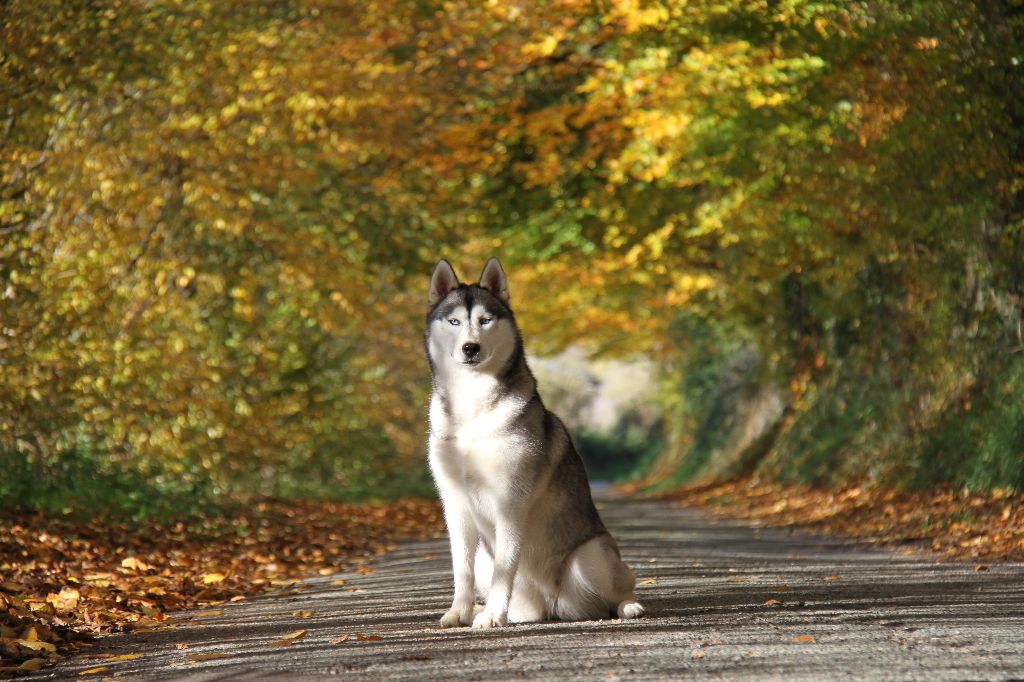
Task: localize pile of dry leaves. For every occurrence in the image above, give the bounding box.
[665,478,1024,562]
[0,497,442,674]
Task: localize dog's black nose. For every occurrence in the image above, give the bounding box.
[462,342,481,358]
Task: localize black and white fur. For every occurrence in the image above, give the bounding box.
[425,257,645,629]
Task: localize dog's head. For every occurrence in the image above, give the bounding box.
[426,258,518,372]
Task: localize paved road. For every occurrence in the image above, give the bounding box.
[33,497,1024,681]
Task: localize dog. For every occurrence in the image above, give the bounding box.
[425,257,645,629]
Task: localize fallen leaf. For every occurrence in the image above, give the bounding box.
[762,599,783,607]
[47,587,81,611]
[975,565,990,571]
[5,658,45,672]
[355,633,382,641]
[175,643,189,650]
[202,573,226,585]
[79,666,110,675]
[84,572,113,583]
[17,639,57,652]
[691,650,705,659]
[330,579,346,587]
[357,566,375,575]
[121,557,152,572]
[281,629,307,641]
[292,610,314,618]
[792,635,816,643]
[105,653,143,662]
[639,578,657,585]
[822,575,842,582]
[270,638,297,647]
[329,635,349,644]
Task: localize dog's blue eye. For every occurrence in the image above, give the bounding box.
[448,318,460,326]
[480,318,493,326]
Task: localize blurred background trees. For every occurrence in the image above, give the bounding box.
[2,0,1021,515]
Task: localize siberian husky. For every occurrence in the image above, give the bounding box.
[425,257,645,629]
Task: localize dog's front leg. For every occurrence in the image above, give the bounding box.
[472,517,521,629]
[440,507,478,627]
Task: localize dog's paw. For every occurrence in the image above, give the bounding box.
[617,600,645,619]
[471,609,507,630]
[440,607,473,628]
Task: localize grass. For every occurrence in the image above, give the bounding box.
[0,445,219,522]
[1,439,437,522]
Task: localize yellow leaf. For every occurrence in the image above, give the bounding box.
[269,630,308,647]
[79,666,110,675]
[121,557,152,571]
[17,639,56,652]
[202,573,226,585]
[47,587,81,611]
[106,654,143,662]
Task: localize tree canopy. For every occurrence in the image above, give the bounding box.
[2,0,1021,507]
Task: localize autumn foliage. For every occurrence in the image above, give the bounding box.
[0,498,441,672]
[1,1,1023,675]
[1,0,1022,531]
[665,478,1024,562]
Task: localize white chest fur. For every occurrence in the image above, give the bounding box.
[429,373,529,501]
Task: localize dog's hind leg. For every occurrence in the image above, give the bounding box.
[507,577,546,623]
[553,536,645,621]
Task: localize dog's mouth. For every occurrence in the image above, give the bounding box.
[457,352,489,367]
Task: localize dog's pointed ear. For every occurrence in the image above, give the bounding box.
[478,257,510,304]
[429,259,460,307]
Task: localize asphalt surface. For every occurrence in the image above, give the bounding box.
[31,496,1024,681]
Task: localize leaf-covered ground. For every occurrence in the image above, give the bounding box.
[664,478,1024,563]
[0,498,442,675]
